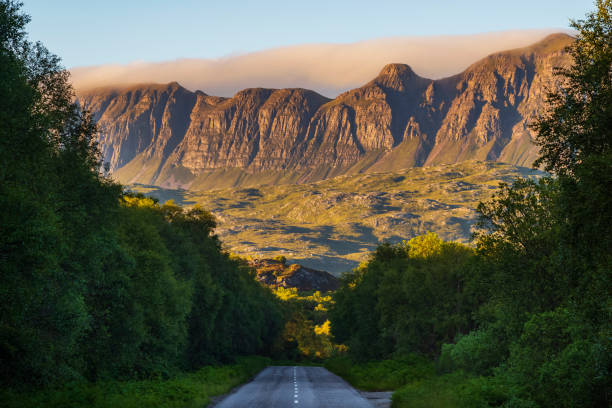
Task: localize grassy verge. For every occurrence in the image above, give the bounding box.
[325,356,502,408]
[0,356,270,408]
[324,355,434,391]
[392,372,488,408]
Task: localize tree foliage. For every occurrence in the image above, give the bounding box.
[329,233,477,359]
[270,288,338,359]
[0,0,283,387]
[533,0,612,175]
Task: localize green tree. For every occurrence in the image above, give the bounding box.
[502,307,611,408]
[0,1,284,386]
[0,0,121,384]
[460,3,612,406]
[533,0,611,176]
[330,234,476,359]
[531,0,611,327]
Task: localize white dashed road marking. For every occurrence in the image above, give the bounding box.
[293,366,298,404]
[214,366,374,407]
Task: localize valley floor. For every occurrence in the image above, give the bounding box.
[131,161,543,274]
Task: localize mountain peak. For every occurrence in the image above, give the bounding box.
[378,63,417,79]
[374,63,427,91]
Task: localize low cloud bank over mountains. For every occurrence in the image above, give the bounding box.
[71,29,565,97]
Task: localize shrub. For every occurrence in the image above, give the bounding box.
[440,327,506,376]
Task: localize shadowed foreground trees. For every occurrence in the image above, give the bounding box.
[0,0,282,387]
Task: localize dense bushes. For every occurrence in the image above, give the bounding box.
[440,327,503,376]
[331,183,610,407]
[0,0,282,387]
[330,233,477,360]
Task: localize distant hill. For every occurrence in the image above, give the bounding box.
[250,258,339,292]
[79,34,572,190]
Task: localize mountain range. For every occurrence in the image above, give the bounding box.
[78,33,572,190]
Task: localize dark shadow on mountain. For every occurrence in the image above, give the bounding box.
[130,184,197,206]
[295,256,360,276]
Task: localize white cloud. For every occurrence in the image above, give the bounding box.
[71,29,569,98]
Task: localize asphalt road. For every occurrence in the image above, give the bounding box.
[214,366,375,408]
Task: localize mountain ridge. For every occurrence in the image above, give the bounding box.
[78,33,573,190]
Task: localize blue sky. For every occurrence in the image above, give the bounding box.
[23,0,594,68]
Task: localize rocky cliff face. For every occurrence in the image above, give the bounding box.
[78,34,572,189]
[80,82,197,172]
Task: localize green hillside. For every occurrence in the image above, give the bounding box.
[131,161,543,274]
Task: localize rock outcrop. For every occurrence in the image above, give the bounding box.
[78,34,573,189]
[250,258,339,292]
